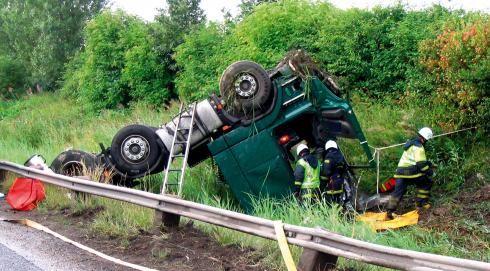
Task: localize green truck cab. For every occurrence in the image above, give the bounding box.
[206,63,375,211]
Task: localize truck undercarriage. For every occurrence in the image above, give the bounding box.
[50,50,377,211]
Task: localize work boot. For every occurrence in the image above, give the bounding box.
[416,203,430,210]
[386,210,395,220]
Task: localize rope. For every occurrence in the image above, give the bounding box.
[372,126,477,189]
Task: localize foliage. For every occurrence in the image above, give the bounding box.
[418,14,490,128]
[0,55,27,100]
[175,0,336,101]
[62,10,173,111]
[73,10,141,110]
[62,1,206,111]
[175,1,469,102]
[0,0,108,90]
[174,22,228,101]
[150,0,206,94]
[237,0,279,20]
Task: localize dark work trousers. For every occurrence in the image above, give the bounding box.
[386,175,433,211]
[324,178,344,207]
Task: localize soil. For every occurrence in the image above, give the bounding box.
[5,174,486,271]
[381,176,490,228]
[0,190,270,271]
[0,176,356,271]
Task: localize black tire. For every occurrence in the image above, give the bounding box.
[219,61,272,114]
[50,150,99,176]
[110,125,163,176]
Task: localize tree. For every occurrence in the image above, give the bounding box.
[0,0,108,90]
[238,0,278,19]
[149,0,205,98]
[153,0,206,69]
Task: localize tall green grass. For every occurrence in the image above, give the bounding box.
[1,92,489,270]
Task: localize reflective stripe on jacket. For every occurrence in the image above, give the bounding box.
[394,138,434,178]
[321,149,347,194]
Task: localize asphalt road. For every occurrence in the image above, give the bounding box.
[0,197,133,271]
[0,242,40,271]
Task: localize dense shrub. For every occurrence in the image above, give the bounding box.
[175,1,466,101]
[175,0,337,100]
[62,10,173,111]
[0,55,27,100]
[418,14,490,128]
[174,22,228,101]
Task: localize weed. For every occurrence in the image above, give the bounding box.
[120,239,130,249]
[151,248,171,260]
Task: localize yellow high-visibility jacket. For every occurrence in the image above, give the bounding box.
[394,138,434,178]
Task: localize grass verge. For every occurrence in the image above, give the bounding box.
[1,91,489,270]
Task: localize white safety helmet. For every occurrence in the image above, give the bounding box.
[325,140,338,150]
[296,144,309,156]
[418,127,433,141]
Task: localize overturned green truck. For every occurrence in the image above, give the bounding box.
[51,51,376,211]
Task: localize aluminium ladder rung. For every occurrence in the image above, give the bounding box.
[168,168,183,172]
[172,154,185,158]
[167,182,179,185]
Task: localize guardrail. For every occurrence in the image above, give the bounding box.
[1,160,489,271]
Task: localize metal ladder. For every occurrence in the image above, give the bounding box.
[160,102,197,196]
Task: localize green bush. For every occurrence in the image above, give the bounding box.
[175,1,468,102]
[175,0,337,101]
[62,10,173,111]
[0,55,27,99]
[418,13,490,128]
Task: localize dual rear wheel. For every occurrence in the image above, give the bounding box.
[219,61,274,118]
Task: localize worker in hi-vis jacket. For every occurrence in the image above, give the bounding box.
[386,127,436,219]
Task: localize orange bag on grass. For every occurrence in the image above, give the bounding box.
[7,178,45,211]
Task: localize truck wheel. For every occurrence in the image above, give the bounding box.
[50,150,99,176]
[110,125,163,176]
[219,61,272,114]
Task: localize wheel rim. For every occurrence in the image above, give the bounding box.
[234,74,257,97]
[121,136,150,164]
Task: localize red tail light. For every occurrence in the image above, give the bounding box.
[279,135,290,144]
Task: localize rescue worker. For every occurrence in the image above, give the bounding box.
[293,144,321,202]
[386,127,436,219]
[321,140,348,206]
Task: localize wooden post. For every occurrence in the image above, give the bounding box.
[298,246,338,271]
[152,195,182,234]
[298,230,338,271]
[71,176,91,209]
[0,169,6,182]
